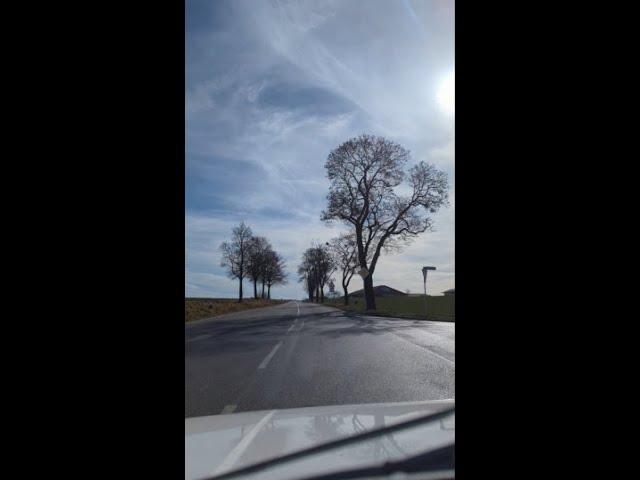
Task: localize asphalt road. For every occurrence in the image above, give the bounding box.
[185,301,454,418]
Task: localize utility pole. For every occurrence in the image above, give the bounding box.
[422,266,436,319]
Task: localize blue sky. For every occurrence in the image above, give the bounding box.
[186,0,454,299]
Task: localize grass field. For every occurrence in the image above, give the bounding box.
[185,298,286,323]
[325,294,454,321]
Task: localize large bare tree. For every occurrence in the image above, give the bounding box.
[219,221,253,303]
[321,134,449,310]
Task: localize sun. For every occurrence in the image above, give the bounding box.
[436,71,455,116]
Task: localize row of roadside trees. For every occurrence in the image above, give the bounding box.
[297,243,334,303]
[219,222,287,303]
[297,233,371,305]
[216,134,449,311]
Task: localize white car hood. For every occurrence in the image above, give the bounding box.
[185,399,454,480]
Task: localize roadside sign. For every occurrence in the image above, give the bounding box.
[422,266,436,319]
[422,266,436,281]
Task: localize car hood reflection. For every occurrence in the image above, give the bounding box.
[185,399,454,480]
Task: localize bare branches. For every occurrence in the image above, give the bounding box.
[219,221,253,302]
[219,222,253,280]
[328,232,371,288]
[321,134,450,310]
[219,222,287,302]
[263,249,287,298]
[327,232,371,305]
[298,243,335,303]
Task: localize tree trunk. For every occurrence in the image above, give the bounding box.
[343,287,349,305]
[320,287,324,303]
[238,277,243,303]
[267,284,271,299]
[261,281,265,298]
[364,274,376,310]
[253,279,258,299]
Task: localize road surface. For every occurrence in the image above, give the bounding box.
[185,301,454,418]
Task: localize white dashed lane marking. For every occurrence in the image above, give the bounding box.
[258,342,282,369]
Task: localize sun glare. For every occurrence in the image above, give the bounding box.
[437,71,455,116]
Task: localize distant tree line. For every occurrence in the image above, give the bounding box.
[297,233,371,305]
[220,222,287,303]
[297,243,335,303]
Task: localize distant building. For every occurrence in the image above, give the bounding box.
[349,285,408,297]
[443,288,455,296]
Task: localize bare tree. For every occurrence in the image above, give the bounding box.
[321,134,449,310]
[219,222,253,303]
[298,249,317,302]
[263,250,287,299]
[298,251,318,302]
[298,243,335,303]
[246,236,271,299]
[315,243,335,303]
[328,233,364,306]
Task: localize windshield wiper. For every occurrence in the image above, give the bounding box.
[297,444,454,480]
[205,406,454,480]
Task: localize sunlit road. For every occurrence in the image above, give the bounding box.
[185,301,454,418]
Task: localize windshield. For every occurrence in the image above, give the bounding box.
[189,406,454,480]
[186,0,454,478]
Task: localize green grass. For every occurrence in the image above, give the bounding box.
[325,295,454,321]
[185,298,286,323]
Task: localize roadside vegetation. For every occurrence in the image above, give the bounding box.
[325,295,455,322]
[219,222,287,302]
[185,298,286,323]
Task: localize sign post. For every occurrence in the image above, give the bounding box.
[422,266,436,319]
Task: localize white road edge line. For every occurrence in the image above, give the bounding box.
[425,348,455,366]
[389,328,455,366]
[212,410,276,476]
[221,404,237,414]
[285,301,300,334]
[258,342,282,369]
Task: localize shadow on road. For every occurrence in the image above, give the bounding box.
[185,307,453,358]
[311,316,442,339]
